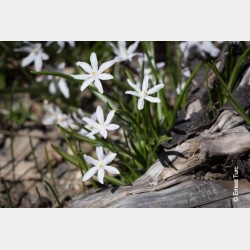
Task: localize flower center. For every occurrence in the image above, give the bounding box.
[57,114,64,123]
[91,71,98,77]
[32,48,40,55]
[142,90,147,97]
[122,50,128,58]
[98,122,104,129]
[98,162,104,168]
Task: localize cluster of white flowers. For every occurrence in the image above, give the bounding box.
[37,62,70,99]
[81,106,120,183]
[18,41,208,185]
[15,42,72,99]
[33,41,167,184]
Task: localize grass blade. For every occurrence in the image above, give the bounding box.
[44,180,63,208]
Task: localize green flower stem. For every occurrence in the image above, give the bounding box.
[209,62,250,125]
[169,61,202,130]
[228,47,250,92]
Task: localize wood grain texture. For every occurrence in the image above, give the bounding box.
[68,179,250,208]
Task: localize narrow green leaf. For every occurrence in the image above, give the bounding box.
[169,61,202,129]
[228,47,250,92]
[52,145,79,166]
[209,62,250,125]
[44,181,63,208]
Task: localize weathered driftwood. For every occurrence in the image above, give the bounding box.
[68,110,250,208]
[69,178,250,208]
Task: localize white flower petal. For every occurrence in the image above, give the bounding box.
[46,41,52,46]
[86,128,99,138]
[156,62,165,69]
[147,83,164,95]
[138,97,145,110]
[142,75,149,92]
[96,145,104,161]
[76,62,92,73]
[33,43,42,50]
[201,41,220,57]
[104,166,120,175]
[71,74,90,80]
[98,73,113,80]
[127,79,141,92]
[58,62,66,71]
[114,56,124,62]
[82,117,98,128]
[97,169,105,184]
[125,90,141,97]
[80,77,94,91]
[84,155,99,165]
[21,53,35,67]
[145,96,161,103]
[34,55,43,71]
[96,106,104,124]
[179,42,187,52]
[98,60,115,73]
[104,110,115,125]
[58,79,70,99]
[42,116,56,125]
[41,52,49,60]
[49,82,57,94]
[127,41,139,54]
[15,46,32,53]
[68,41,75,47]
[90,53,98,71]
[106,124,119,130]
[82,166,98,182]
[103,153,117,165]
[94,78,104,94]
[118,41,126,52]
[109,42,120,56]
[127,53,139,61]
[57,42,65,52]
[99,129,108,139]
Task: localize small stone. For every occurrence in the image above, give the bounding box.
[55,163,69,178]
[1,161,41,181]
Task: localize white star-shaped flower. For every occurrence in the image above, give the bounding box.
[125,76,164,110]
[110,41,140,62]
[42,103,77,129]
[83,145,120,184]
[82,105,119,139]
[71,53,115,94]
[37,62,70,99]
[15,42,49,71]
